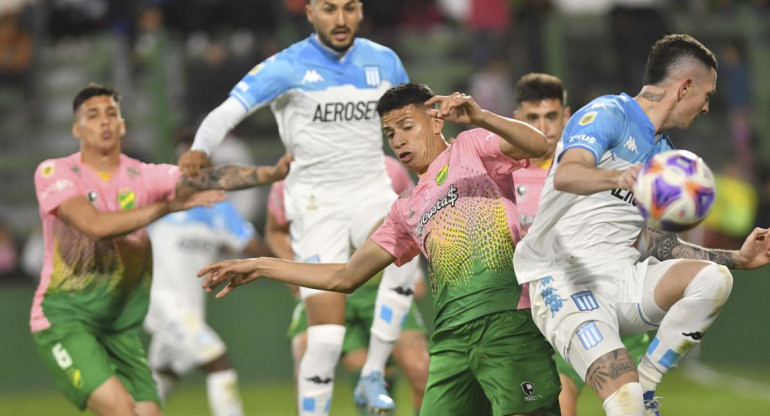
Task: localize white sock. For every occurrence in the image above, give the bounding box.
[152,370,177,402]
[363,260,417,376]
[602,382,644,416]
[298,324,346,416]
[206,369,244,416]
[639,264,733,392]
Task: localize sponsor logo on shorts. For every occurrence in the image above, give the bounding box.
[539,276,567,318]
[572,290,599,311]
[577,322,604,349]
[521,381,537,401]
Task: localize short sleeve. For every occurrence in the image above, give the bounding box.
[229,56,293,111]
[459,129,529,181]
[141,163,180,202]
[267,181,288,227]
[34,159,81,215]
[214,200,256,252]
[370,205,420,266]
[561,100,624,165]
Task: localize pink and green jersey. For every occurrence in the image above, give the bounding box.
[31,153,179,333]
[372,129,530,330]
[512,159,552,236]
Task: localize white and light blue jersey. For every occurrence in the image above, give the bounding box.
[514,93,674,283]
[230,35,408,214]
[148,200,255,297]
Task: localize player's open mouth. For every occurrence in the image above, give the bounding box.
[398,152,412,163]
[332,29,349,41]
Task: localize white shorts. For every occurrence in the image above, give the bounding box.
[144,291,226,374]
[529,257,681,380]
[289,186,398,300]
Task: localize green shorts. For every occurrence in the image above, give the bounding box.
[555,332,651,390]
[421,310,561,416]
[32,320,160,410]
[287,285,426,354]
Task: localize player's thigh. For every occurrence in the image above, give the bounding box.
[420,344,490,416]
[471,311,561,416]
[86,375,135,416]
[100,329,161,407]
[349,186,398,248]
[33,322,114,410]
[529,269,625,382]
[616,258,686,332]
[292,208,351,301]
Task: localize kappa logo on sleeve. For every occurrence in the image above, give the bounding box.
[578,111,598,126]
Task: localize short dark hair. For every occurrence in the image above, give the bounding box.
[72,83,121,114]
[515,73,567,107]
[377,83,435,118]
[643,34,717,86]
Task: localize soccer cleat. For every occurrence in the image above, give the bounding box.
[643,390,662,416]
[354,371,394,416]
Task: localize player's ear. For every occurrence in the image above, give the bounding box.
[563,106,572,119]
[305,2,314,24]
[71,122,81,140]
[678,79,693,101]
[513,110,520,121]
[431,115,444,134]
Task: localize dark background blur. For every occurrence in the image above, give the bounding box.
[1,0,769,395]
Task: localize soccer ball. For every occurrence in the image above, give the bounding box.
[633,150,716,232]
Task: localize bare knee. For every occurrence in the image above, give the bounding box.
[135,401,163,416]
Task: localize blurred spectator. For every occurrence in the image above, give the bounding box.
[468,57,515,117]
[0,221,18,276]
[185,37,246,126]
[608,2,669,91]
[720,40,754,171]
[0,8,34,109]
[466,0,511,68]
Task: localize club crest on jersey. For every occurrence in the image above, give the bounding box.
[579,111,597,126]
[248,63,264,75]
[301,69,324,83]
[87,190,99,204]
[435,164,449,185]
[41,162,55,177]
[126,166,140,178]
[415,184,458,237]
[117,189,136,210]
[364,66,380,86]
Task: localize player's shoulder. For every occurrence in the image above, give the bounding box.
[569,94,628,129]
[35,153,78,179]
[354,38,399,56]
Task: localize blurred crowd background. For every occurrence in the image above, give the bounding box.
[1,0,769,396]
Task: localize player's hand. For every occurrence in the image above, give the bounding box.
[166,189,225,213]
[178,149,211,177]
[735,227,770,269]
[618,163,644,191]
[199,258,263,298]
[425,92,485,125]
[262,153,293,183]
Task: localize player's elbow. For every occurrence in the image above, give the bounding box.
[553,168,571,192]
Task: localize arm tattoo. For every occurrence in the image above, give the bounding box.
[178,165,262,193]
[586,349,635,393]
[640,91,666,102]
[643,226,736,268]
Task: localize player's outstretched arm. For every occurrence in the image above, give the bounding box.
[638,226,770,270]
[176,154,292,197]
[56,190,226,241]
[553,148,643,195]
[425,92,548,159]
[199,238,396,298]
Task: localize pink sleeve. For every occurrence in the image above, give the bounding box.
[370,205,420,266]
[463,129,530,180]
[34,160,81,215]
[267,181,288,226]
[384,156,414,194]
[142,163,181,202]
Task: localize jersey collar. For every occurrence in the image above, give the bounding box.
[621,92,656,143]
[309,34,356,63]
